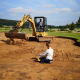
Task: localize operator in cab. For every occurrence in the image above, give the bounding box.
[38,19,43,31]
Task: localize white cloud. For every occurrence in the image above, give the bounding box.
[10,14,16,16]
[6,7,72,15]
[6,7,50,15]
[74,12,80,15]
[6,7,37,14]
[42,4,55,7]
[0,12,4,14]
[6,7,23,13]
[59,8,72,13]
[76,12,80,14]
[51,8,72,13]
[61,0,77,5]
[68,0,77,5]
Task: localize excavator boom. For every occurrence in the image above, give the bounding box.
[15,15,36,36]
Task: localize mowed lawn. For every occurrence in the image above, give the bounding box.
[48,32,80,42]
[20,29,80,42]
[0,28,80,42]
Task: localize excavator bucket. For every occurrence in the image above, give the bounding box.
[5,32,26,39]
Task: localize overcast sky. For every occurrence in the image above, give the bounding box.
[0,0,80,26]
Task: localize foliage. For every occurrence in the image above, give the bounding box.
[48,25,55,30]
[69,22,75,30]
[66,24,71,29]
[66,24,69,28]
[78,17,80,23]
[60,28,65,31]
[0,24,3,27]
[48,29,55,32]
[76,17,80,27]
[58,25,66,31]
[0,18,29,27]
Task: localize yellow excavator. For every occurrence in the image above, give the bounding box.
[5,14,53,42]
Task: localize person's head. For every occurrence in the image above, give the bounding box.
[40,19,42,22]
[46,41,51,48]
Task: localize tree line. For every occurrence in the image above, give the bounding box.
[0,18,29,28]
[0,17,80,31]
[48,17,80,31]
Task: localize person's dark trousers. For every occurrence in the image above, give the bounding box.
[40,57,52,63]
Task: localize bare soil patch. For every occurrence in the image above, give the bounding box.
[0,32,80,80]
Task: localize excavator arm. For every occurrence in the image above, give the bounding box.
[5,15,37,41]
[15,15,36,36]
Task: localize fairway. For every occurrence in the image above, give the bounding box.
[0,28,80,42]
[18,28,80,42]
[48,32,80,42]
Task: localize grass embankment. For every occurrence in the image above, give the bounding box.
[48,32,80,42]
[20,29,80,42]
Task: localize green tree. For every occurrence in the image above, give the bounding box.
[78,17,80,22]
[0,24,3,27]
[69,24,71,29]
[66,24,69,28]
[48,25,52,30]
[76,17,80,27]
[69,22,75,30]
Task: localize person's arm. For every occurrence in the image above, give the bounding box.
[39,50,47,58]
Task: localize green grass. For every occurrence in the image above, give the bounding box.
[0,28,10,32]
[48,32,80,42]
[0,28,80,42]
[18,28,33,33]
[20,29,80,42]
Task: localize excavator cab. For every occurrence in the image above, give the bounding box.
[34,17,48,32]
[34,17,48,37]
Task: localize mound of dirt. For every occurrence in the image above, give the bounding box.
[0,32,80,80]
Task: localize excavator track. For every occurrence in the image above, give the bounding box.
[38,36,53,42]
[29,36,53,42]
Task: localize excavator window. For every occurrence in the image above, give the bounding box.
[34,17,48,32]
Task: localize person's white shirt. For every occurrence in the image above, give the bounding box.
[39,22,43,27]
[39,48,54,60]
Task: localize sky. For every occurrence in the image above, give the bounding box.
[0,0,80,26]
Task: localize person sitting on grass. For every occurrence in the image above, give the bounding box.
[37,41,54,63]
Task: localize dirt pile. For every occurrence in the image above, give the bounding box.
[0,32,80,80]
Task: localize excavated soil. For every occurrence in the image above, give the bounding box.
[0,32,80,80]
